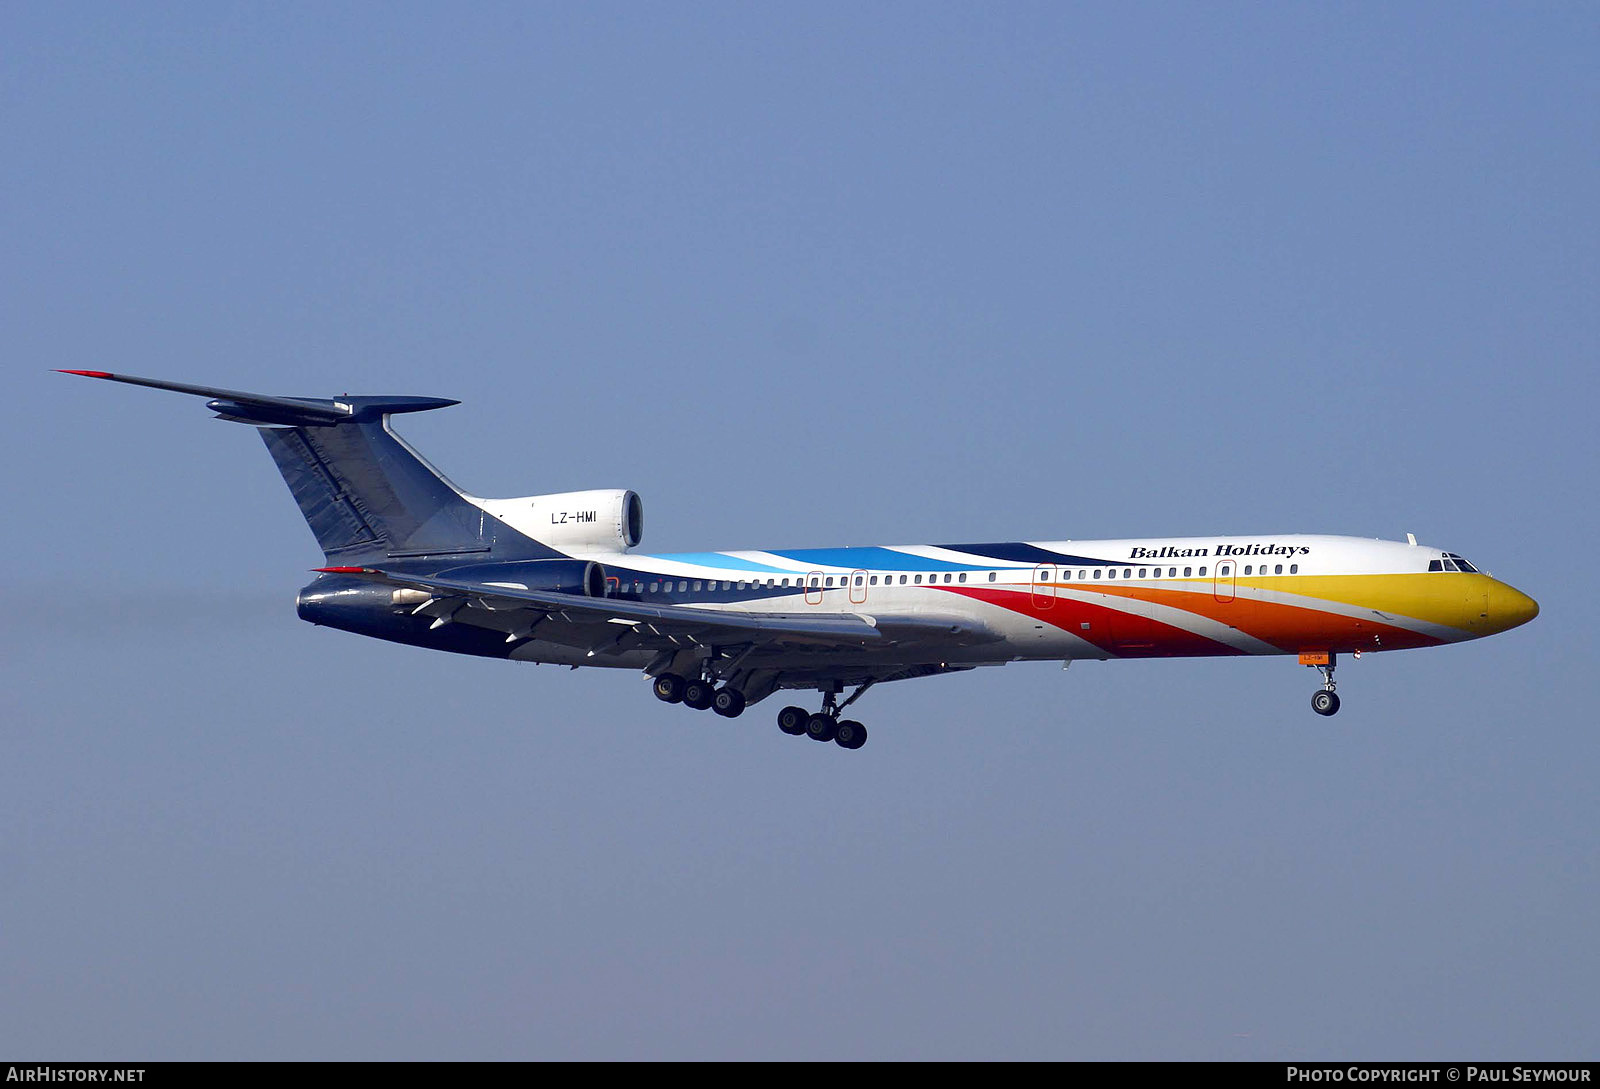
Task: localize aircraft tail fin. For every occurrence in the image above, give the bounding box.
[59,370,553,565]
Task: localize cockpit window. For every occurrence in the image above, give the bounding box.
[1435,553,1480,574]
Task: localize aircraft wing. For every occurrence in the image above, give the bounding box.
[325,567,996,655]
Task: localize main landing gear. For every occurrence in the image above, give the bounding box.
[776,683,871,751]
[652,672,746,718]
[1308,653,1341,717]
[654,672,873,751]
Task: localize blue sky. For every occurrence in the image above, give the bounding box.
[3,3,1596,1059]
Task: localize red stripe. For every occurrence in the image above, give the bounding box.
[938,585,1241,658]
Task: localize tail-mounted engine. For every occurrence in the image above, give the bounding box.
[428,558,608,598]
[476,489,643,553]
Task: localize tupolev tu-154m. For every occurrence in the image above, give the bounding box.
[62,370,1540,752]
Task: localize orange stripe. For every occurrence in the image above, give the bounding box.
[1091,583,1444,652]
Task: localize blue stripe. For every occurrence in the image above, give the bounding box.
[653,552,796,573]
[769,547,997,571]
[940,543,1119,567]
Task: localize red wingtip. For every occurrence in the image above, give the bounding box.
[58,369,114,378]
[314,566,371,574]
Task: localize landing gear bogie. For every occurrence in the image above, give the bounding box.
[652,673,686,704]
[834,720,867,749]
[773,682,874,751]
[682,680,715,710]
[711,687,746,718]
[805,713,838,742]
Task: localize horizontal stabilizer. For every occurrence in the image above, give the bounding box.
[57,370,458,427]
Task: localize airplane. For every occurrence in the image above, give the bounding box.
[60,370,1540,751]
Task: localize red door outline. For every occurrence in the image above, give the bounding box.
[1031,564,1055,608]
[1214,561,1236,603]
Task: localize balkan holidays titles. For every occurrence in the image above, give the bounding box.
[1127,542,1313,560]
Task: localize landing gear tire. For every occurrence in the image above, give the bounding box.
[712,688,746,718]
[682,680,714,711]
[1311,690,1341,717]
[777,705,810,735]
[834,720,867,749]
[806,713,838,742]
[652,673,685,704]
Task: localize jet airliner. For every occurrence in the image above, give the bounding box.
[62,370,1539,751]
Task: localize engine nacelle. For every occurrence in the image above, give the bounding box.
[431,558,608,597]
[476,489,643,552]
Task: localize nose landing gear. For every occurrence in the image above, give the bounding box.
[1305,652,1341,716]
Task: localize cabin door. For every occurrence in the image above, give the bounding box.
[1031,564,1055,608]
[1214,560,1236,603]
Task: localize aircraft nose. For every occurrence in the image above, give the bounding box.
[1488,580,1539,632]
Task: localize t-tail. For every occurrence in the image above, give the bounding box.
[57,370,574,567]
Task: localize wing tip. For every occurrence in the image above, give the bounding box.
[57,369,114,379]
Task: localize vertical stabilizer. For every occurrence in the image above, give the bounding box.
[59,371,557,565]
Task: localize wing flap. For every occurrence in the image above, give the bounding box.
[317,568,1006,657]
[330,568,895,648]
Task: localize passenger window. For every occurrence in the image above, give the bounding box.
[870,575,878,585]
[825,577,834,587]
[1168,568,1177,577]
[1183,567,1191,577]
[1138,568,1147,578]
[1080,570,1088,580]
[1107,569,1116,579]
[988,572,996,582]
[958,573,967,583]
[1199,567,1207,577]
[1123,568,1132,578]
[649,582,659,593]
[944,573,952,583]
[1290,564,1298,574]
[1274,565,1282,575]
[855,576,863,587]
[1094,569,1103,579]
[914,574,923,584]
[1244,565,1253,575]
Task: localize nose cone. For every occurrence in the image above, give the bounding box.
[1487,580,1540,634]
